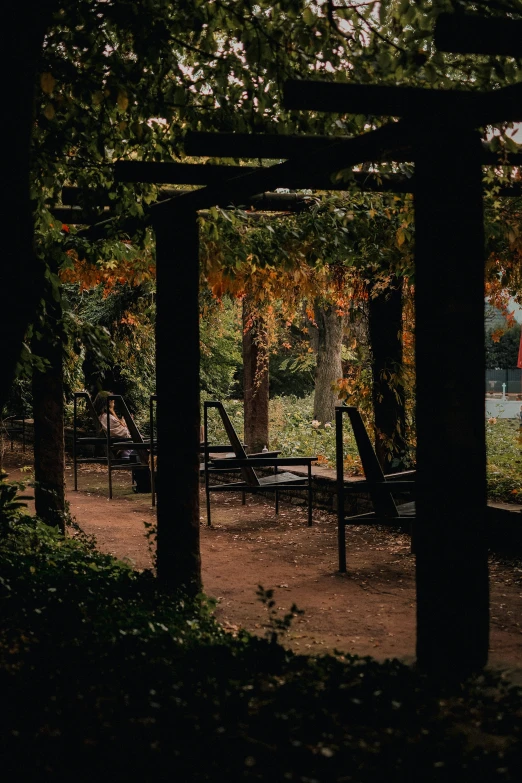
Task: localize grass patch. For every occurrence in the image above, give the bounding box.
[486,418,522,503]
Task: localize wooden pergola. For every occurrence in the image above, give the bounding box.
[68,12,520,678]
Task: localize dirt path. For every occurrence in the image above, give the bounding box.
[4,449,522,680]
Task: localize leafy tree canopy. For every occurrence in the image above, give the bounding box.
[24,0,522,385]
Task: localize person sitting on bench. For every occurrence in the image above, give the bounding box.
[93,391,137,460]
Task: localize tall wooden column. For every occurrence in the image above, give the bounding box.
[368,278,406,472]
[414,126,489,676]
[154,209,202,595]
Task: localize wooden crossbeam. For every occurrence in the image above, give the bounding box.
[184,130,521,167]
[150,121,412,218]
[435,12,522,57]
[283,79,522,124]
[183,130,385,159]
[57,162,521,226]
[114,160,413,193]
[69,191,312,232]
[51,206,112,224]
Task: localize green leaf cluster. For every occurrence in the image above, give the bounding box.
[1,504,522,779]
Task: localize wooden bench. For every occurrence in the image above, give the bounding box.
[203,400,317,526]
[73,392,153,499]
[335,405,415,572]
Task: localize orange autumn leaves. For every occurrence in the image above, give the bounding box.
[60,252,155,296]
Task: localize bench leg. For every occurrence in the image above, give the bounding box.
[338,519,346,572]
[206,487,212,526]
[307,465,312,527]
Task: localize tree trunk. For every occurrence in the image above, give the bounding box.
[368,279,407,472]
[313,300,343,425]
[31,252,66,531]
[32,349,66,532]
[243,299,269,454]
[0,8,55,411]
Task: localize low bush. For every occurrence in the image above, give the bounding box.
[1,487,522,781]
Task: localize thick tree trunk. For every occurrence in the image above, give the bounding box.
[0,8,55,411]
[32,349,66,532]
[31,254,66,531]
[368,279,407,472]
[243,299,269,454]
[313,300,343,425]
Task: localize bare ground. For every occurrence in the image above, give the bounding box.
[3,446,522,682]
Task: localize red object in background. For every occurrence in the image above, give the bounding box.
[518,328,522,369]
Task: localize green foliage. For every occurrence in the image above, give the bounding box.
[1,504,522,779]
[200,297,243,398]
[0,474,35,539]
[1,378,33,420]
[202,395,245,443]
[256,584,304,644]
[270,349,316,398]
[486,323,522,369]
[63,281,156,418]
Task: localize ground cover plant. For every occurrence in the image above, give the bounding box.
[204,395,522,503]
[1,476,522,782]
[486,418,522,503]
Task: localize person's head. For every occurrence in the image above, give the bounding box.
[93,391,112,416]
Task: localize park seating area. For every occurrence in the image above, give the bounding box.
[4,8,522,780]
[73,392,154,500]
[1,3,521,703]
[202,400,317,526]
[335,406,416,572]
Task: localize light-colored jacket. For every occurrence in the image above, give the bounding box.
[99,413,131,439]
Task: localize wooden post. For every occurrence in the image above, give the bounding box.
[414,126,489,677]
[368,278,406,472]
[154,209,202,595]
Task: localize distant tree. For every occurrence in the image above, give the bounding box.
[486,323,522,369]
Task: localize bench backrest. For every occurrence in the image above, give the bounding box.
[204,401,260,486]
[109,395,144,443]
[344,406,399,518]
[74,391,103,436]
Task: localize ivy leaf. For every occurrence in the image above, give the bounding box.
[303,8,315,26]
[40,72,56,94]
[116,90,129,112]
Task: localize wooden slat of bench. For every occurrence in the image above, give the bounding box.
[344,480,416,493]
[210,457,316,468]
[258,472,309,486]
[342,501,416,525]
[208,472,309,491]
